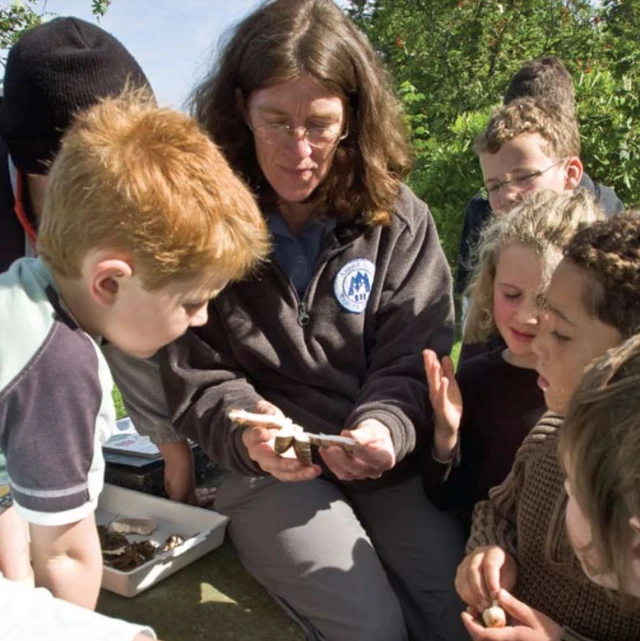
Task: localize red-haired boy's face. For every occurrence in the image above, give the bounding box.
[104,271,228,359]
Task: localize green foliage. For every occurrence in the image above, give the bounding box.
[348,0,640,269]
[0,1,41,55]
[91,0,111,18]
[1,1,111,69]
[576,70,640,205]
[451,340,462,369]
[112,386,127,420]
[407,106,490,272]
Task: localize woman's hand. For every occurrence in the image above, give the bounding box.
[319,418,395,481]
[456,545,518,612]
[461,590,562,641]
[423,349,462,460]
[241,400,322,482]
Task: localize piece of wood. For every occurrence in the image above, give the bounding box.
[228,410,359,466]
[228,409,293,430]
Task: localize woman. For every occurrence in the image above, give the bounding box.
[160,1,465,639]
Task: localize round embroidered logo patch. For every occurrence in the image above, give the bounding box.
[334,259,376,313]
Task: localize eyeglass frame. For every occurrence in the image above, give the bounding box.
[247,119,349,150]
[484,158,568,197]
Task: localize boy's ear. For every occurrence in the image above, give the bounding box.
[88,258,134,308]
[564,156,583,190]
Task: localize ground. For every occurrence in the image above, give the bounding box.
[103,339,464,638]
[97,539,305,641]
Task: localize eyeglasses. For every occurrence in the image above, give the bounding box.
[485,158,568,196]
[248,120,348,149]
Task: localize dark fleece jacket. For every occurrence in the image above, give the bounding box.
[160,184,454,485]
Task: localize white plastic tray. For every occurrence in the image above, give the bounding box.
[97,484,228,598]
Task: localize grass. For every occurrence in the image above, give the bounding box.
[112,388,127,420]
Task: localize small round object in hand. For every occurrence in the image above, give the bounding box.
[482,600,507,628]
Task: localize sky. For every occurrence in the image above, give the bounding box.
[19,0,350,110]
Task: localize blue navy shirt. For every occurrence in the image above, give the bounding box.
[267,212,336,297]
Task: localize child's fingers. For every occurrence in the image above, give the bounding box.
[461,611,512,641]
[483,547,508,598]
[469,552,493,610]
[442,354,456,380]
[460,611,481,639]
[440,376,450,405]
[496,590,535,626]
[423,349,438,370]
[455,550,491,611]
[423,350,441,394]
[461,611,488,641]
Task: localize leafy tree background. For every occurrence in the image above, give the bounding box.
[1,1,637,274]
[346,0,640,271]
[1,0,110,63]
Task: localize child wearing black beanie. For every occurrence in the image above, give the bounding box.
[0,16,152,271]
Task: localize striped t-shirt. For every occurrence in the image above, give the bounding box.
[0,258,115,525]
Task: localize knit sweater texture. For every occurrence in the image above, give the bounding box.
[467,412,640,641]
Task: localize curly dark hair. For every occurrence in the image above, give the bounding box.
[188,0,411,225]
[563,212,640,338]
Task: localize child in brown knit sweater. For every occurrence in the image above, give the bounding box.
[559,333,640,601]
[456,213,640,641]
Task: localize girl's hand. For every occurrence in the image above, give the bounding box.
[461,590,562,641]
[319,419,395,481]
[423,349,462,460]
[241,400,321,482]
[456,545,518,611]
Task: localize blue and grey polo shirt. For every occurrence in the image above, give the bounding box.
[0,258,115,525]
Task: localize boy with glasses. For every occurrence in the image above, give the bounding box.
[455,57,623,327]
[457,96,620,364]
[475,98,583,215]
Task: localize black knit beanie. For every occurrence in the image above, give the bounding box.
[0,17,152,174]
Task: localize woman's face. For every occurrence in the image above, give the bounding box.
[246,73,346,208]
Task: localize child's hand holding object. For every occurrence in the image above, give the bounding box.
[461,590,562,640]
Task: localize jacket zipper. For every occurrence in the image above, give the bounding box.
[297,302,310,326]
[270,243,352,327]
